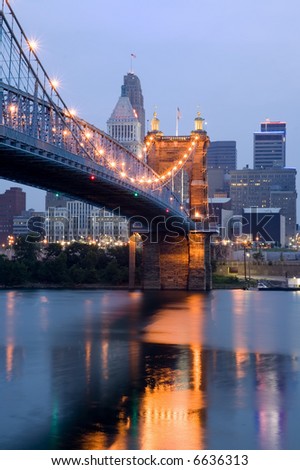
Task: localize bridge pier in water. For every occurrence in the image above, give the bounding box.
[142,231,212,291]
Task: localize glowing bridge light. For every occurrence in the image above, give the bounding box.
[9,104,17,113]
[28,38,39,52]
[50,78,60,90]
[63,108,77,118]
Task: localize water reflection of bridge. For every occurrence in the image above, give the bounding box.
[0,290,292,450]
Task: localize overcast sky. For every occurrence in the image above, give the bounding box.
[1,0,300,214]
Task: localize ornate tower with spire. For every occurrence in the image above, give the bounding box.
[107,85,143,158]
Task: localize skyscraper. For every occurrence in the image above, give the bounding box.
[122,72,145,140]
[253,120,286,169]
[107,89,142,157]
[206,141,237,171]
[206,141,236,197]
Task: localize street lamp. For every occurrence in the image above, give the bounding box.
[243,242,248,284]
[246,252,251,282]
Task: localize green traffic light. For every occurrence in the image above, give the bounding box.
[134,192,138,197]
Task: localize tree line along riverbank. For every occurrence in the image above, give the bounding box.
[0,237,142,288]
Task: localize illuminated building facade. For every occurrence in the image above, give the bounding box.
[230,167,297,240]
[45,203,128,243]
[254,120,286,169]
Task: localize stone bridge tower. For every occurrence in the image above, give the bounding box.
[129,112,213,291]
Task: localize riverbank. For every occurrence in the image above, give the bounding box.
[0,283,131,290]
[0,276,245,290]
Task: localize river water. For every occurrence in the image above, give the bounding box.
[0,289,300,450]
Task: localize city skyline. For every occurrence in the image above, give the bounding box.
[1,0,299,214]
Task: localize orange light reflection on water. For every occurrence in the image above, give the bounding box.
[142,294,205,346]
[135,295,208,449]
[138,343,206,450]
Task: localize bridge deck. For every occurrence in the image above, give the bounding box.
[0,125,188,222]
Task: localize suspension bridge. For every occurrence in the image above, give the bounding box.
[0,0,214,290]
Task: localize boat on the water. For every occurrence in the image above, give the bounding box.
[257,280,300,291]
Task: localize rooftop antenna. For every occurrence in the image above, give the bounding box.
[130,53,136,73]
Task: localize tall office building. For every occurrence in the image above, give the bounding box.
[0,187,26,244]
[260,121,286,134]
[206,141,236,197]
[253,120,286,169]
[207,141,237,171]
[122,72,146,140]
[230,167,297,240]
[107,90,143,157]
